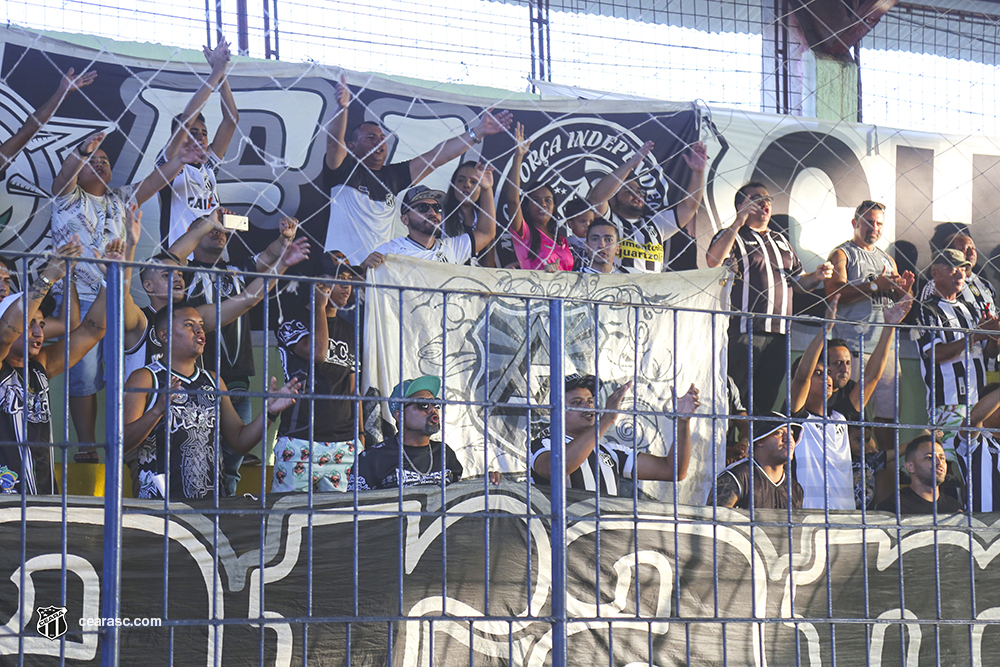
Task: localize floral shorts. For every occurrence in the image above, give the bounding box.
[271,436,357,493]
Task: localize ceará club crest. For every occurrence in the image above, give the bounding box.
[496,117,669,218]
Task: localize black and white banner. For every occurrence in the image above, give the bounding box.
[1,488,997,665]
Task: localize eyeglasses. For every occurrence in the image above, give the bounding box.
[410,203,443,214]
[410,402,440,412]
[748,195,773,204]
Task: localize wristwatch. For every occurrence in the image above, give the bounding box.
[468,127,482,144]
[38,274,53,289]
[868,279,879,293]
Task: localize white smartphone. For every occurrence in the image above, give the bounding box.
[222,214,249,232]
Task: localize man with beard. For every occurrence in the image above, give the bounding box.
[529,374,700,495]
[918,249,1000,460]
[710,411,803,510]
[877,435,963,514]
[321,75,512,264]
[587,140,708,273]
[349,375,473,490]
[121,304,300,500]
[360,185,496,268]
[706,182,834,413]
[825,201,912,440]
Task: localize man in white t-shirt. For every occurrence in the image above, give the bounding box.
[157,39,240,245]
[48,129,203,459]
[321,75,512,264]
[360,186,496,268]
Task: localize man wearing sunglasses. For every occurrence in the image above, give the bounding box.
[360,185,496,268]
[706,182,834,414]
[349,375,466,490]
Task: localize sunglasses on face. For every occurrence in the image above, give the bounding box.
[411,402,440,412]
[749,195,773,204]
[410,202,443,214]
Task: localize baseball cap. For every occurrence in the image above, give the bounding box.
[932,248,972,268]
[402,185,446,210]
[388,375,442,418]
[752,411,803,444]
[564,373,597,394]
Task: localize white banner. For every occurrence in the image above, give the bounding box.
[364,256,731,504]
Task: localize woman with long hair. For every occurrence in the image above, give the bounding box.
[498,123,574,272]
[442,160,496,266]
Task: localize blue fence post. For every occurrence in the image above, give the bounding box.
[101,261,124,666]
[548,298,567,666]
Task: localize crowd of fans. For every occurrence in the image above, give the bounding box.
[0,40,994,518]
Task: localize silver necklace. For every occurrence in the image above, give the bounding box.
[401,443,434,476]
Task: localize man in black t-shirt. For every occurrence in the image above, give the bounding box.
[320,75,512,264]
[349,375,469,490]
[271,257,362,493]
[711,411,803,510]
[877,435,963,515]
[169,209,308,495]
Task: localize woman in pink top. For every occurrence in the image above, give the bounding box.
[498,123,574,272]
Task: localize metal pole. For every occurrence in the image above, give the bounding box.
[101,262,125,666]
[548,298,566,667]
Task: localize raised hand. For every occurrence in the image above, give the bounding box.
[278,237,310,269]
[824,294,841,331]
[125,203,143,248]
[673,383,701,415]
[58,68,98,96]
[334,73,350,109]
[475,162,495,190]
[683,141,708,171]
[605,380,633,414]
[278,216,299,241]
[78,131,105,157]
[513,122,531,159]
[204,38,231,73]
[475,109,513,137]
[179,140,206,164]
[884,292,913,325]
[266,377,301,414]
[626,140,655,169]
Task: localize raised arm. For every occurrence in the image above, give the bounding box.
[134,141,205,206]
[291,282,332,365]
[162,40,232,161]
[119,205,146,344]
[199,237,310,331]
[635,384,700,481]
[210,57,239,158]
[324,75,351,171]
[409,109,512,184]
[706,196,755,268]
[167,207,225,264]
[44,265,112,377]
[532,381,632,480]
[674,142,708,232]
[0,68,97,175]
[256,216,298,272]
[470,164,497,254]
[969,387,1000,429]
[587,140,654,216]
[849,290,914,412]
[789,296,839,414]
[219,376,300,454]
[51,131,105,198]
[0,241,81,360]
[498,123,530,237]
[793,261,835,293]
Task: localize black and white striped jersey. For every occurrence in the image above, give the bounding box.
[917,294,987,409]
[713,225,803,335]
[956,431,1000,512]
[529,430,636,496]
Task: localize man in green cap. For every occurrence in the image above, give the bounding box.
[349,375,466,490]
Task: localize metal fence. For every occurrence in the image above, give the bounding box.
[0,249,996,665]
